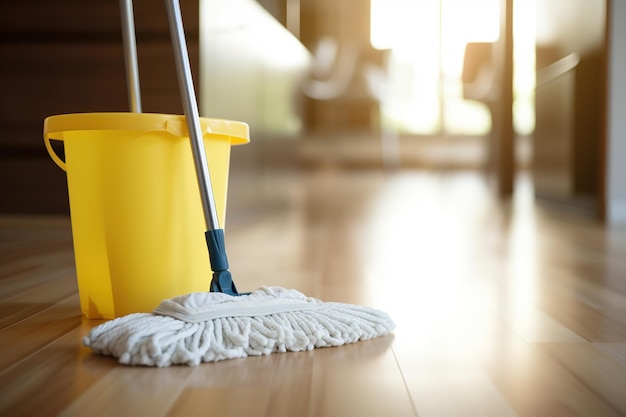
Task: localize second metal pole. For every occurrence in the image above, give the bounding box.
[119,0,142,113]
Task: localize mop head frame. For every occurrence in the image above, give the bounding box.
[83,286,395,367]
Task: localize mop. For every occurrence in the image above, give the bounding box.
[82,0,394,367]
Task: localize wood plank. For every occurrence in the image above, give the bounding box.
[0,295,82,369]
[168,355,277,417]
[594,343,626,366]
[477,336,622,417]
[540,343,626,415]
[309,336,415,417]
[169,336,410,417]
[497,308,587,344]
[265,350,316,417]
[168,387,271,417]
[58,364,196,417]
[0,325,113,417]
[0,259,74,302]
[399,353,519,417]
[390,308,519,417]
[0,270,77,330]
[539,282,626,343]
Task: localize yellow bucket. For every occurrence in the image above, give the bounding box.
[44,113,249,319]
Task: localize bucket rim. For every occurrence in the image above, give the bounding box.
[43,112,250,145]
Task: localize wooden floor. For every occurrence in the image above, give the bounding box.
[1,168,626,417]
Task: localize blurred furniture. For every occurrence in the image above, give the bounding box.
[534,0,607,217]
[362,51,400,168]
[302,37,399,166]
[301,36,376,131]
[460,0,514,197]
[462,42,498,106]
[301,36,360,102]
[462,42,498,173]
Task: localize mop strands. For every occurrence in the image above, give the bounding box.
[83,286,395,367]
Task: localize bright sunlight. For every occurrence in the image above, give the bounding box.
[370,0,535,136]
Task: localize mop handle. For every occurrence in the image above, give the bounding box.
[119,0,142,113]
[165,0,220,233]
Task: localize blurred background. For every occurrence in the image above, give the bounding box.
[0,0,624,224]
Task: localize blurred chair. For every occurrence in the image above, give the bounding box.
[462,42,498,104]
[302,37,399,167]
[301,36,360,101]
[363,52,400,168]
[462,42,498,170]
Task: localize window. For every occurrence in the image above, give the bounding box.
[370,0,535,136]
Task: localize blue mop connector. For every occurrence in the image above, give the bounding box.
[205,229,240,296]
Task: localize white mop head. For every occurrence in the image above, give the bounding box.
[83,286,395,367]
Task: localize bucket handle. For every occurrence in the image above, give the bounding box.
[44,134,67,172]
[42,118,216,173]
[42,120,201,173]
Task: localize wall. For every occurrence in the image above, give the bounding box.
[0,0,199,214]
[198,0,311,137]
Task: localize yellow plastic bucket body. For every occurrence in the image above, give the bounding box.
[44,113,249,319]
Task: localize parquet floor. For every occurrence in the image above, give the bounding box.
[1,168,626,417]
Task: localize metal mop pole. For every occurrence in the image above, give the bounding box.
[165,0,240,296]
[119,0,142,112]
